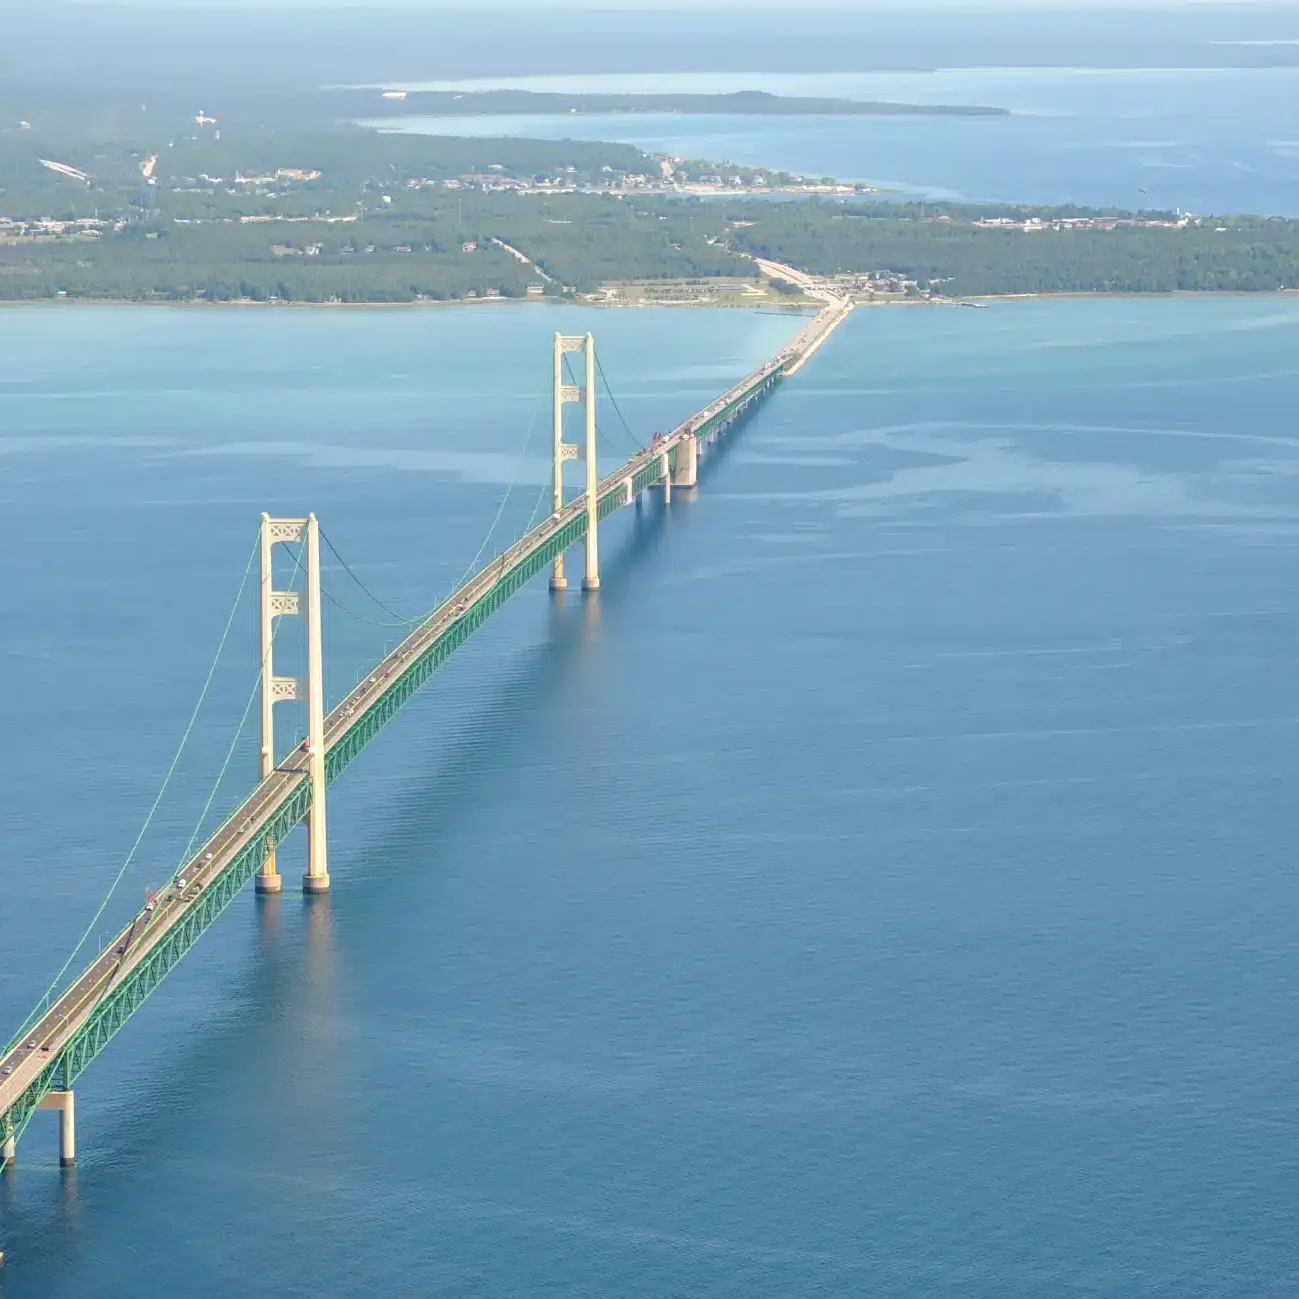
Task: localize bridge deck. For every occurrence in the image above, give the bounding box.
[0,295,853,1146]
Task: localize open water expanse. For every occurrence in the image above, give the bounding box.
[2,296,1299,1295]
[377,64,1299,216]
[344,4,1299,215]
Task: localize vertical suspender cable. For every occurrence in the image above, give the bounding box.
[4,532,261,1055]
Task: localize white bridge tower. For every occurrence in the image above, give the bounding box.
[257,513,329,895]
[550,332,600,592]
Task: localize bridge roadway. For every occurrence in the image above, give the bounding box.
[0,292,853,1153]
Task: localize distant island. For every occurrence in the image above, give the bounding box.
[345,89,1011,119]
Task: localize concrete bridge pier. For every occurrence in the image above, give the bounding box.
[659,452,672,504]
[37,1090,75,1166]
[1,1123,13,1167]
[255,838,281,894]
[671,436,698,488]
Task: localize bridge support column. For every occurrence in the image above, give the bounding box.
[60,1094,75,1167]
[660,452,672,504]
[256,513,327,895]
[551,331,597,592]
[549,332,568,592]
[303,514,330,895]
[256,514,284,894]
[38,1091,75,1166]
[1,1120,14,1168]
[671,436,698,488]
[581,333,600,592]
[255,842,281,895]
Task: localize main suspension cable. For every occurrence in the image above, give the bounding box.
[443,402,543,592]
[319,531,414,625]
[564,354,635,460]
[4,531,261,1055]
[64,537,304,1129]
[319,584,410,630]
[173,540,307,871]
[320,397,544,630]
[595,350,645,451]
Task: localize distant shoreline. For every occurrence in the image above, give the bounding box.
[339,88,1011,120]
[4,289,1297,310]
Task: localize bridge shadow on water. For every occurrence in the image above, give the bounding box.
[327,392,765,901]
[327,393,764,892]
[0,899,328,1245]
[0,901,343,1273]
[339,496,682,890]
[0,403,768,1264]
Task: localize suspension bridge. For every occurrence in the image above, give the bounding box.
[0,292,853,1185]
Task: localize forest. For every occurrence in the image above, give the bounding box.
[4,123,1299,301]
[718,201,1299,295]
[341,89,1009,119]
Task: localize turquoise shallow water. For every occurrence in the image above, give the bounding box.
[2,297,1299,1295]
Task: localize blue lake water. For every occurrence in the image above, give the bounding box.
[374,65,1299,215]
[3,296,1299,1295]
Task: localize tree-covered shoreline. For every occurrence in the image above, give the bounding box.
[4,124,1299,303]
[341,88,1010,119]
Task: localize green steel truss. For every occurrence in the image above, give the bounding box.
[0,363,784,1151]
[2,779,312,1145]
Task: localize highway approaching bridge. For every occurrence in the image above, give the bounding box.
[0,291,853,1182]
